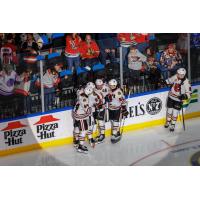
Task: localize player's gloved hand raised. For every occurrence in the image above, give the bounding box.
[179,94,188,101]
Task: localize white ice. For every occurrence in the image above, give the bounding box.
[0,117,200,166]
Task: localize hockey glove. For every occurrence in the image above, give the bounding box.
[121,106,129,117]
[179,94,188,101]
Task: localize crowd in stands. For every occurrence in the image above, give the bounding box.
[0,33,189,119]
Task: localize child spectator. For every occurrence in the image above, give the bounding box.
[160,43,183,78]
[65,33,82,72]
[128,45,147,87]
[146,56,161,90]
[80,34,100,70]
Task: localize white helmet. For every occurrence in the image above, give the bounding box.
[109,79,118,89]
[177,68,186,76]
[86,82,95,89]
[95,79,103,86]
[84,86,93,96]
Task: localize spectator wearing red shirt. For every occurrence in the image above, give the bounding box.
[134,33,149,53]
[0,34,18,65]
[80,34,100,70]
[65,33,82,71]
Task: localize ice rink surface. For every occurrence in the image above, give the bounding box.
[0,117,200,166]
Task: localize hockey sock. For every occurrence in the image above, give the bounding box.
[99,120,105,135]
[113,121,119,135]
[171,109,179,126]
[79,131,86,145]
[166,108,173,123]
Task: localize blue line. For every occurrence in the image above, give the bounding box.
[1,82,199,124]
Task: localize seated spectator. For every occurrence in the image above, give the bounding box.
[80,34,100,70]
[1,33,18,65]
[160,43,183,78]
[65,33,82,72]
[21,33,39,53]
[97,33,118,66]
[36,67,60,111]
[128,45,147,87]
[146,56,161,90]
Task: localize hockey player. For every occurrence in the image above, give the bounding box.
[72,86,93,153]
[87,82,104,147]
[164,68,191,132]
[107,79,129,143]
[94,79,111,143]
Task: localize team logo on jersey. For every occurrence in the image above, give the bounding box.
[146,97,162,115]
[34,115,59,140]
[1,121,27,146]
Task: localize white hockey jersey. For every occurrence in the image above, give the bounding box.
[166,74,191,102]
[108,87,127,110]
[72,94,91,120]
[88,90,104,112]
[96,83,110,98]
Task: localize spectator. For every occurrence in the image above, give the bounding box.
[14,70,32,114]
[21,33,39,52]
[80,34,100,70]
[117,33,137,67]
[160,43,183,78]
[36,67,60,111]
[176,33,188,67]
[134,33,149,53]
[144,46,155,58]
[0,64,21,97]
[128,45,147,87]
[65,33,82,72]
[97,33,118,66]
[1,34,18,65]
[146,56,161,90]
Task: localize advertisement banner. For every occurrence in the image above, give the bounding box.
[0,84,200,154]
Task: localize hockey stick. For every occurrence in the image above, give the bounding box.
[119,89,131,136]
[181,105,185,131]
[180,81,186,131]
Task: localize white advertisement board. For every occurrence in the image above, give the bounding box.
[0,84,199,154]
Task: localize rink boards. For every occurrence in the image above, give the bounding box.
[0,83,200,157]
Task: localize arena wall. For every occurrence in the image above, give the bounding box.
[0,83,200,157]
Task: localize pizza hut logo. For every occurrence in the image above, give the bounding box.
[34,115,59,140]
[1,121,27,146]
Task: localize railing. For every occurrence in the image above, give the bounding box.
[1,34,200,121]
